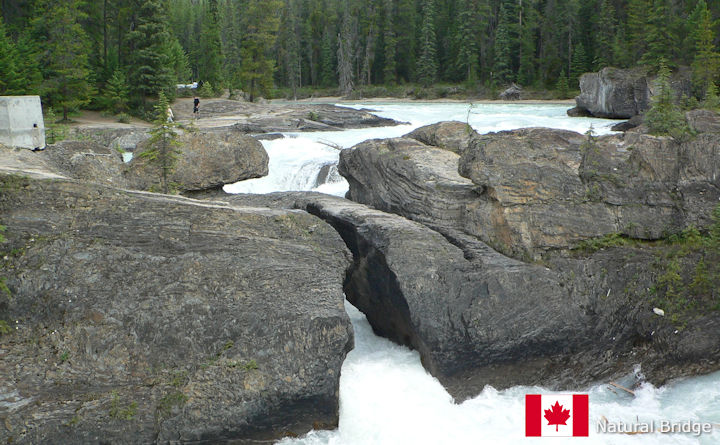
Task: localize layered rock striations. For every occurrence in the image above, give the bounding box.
[0,157,352,443]
[332,121,720,398]
[217,191,720,401]
[341,124,720,259]
[572,67,692,119]
[128,128,268,193]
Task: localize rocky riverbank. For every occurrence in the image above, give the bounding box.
[329,118,720,399]
[2,103,719,441]
[0,152,353,444]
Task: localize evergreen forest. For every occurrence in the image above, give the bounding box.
[1,0,719,115]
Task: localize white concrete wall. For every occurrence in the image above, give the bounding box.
[0,96,46,149]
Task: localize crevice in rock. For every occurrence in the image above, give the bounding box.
[303,202,420,352]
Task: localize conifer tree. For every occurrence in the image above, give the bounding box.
[691,0,720,98]
[417,0,438,87]
[645,59,688,137]
[200,0,223,93]
[493,3,513,84]
[556,68,569,98]
[320,28,336,87]
[139,92,181,194]
[395,0,416,82]
[626,0,650,64]
[166,37,191,83]
[0,17,23,95]
[703,82,720,111]
[126,0,174,103]
[103,69,129,113]
[36,0,94,121]
[570,42,588,87]
[594,0,616,70]
[239,0,282,101]
[337,7,356,95]
[640,0,673,68]
[517,3,538,86]
[382,0,397,84]
[455,0,479,83]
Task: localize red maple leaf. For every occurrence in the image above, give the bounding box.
[544,401,571,432]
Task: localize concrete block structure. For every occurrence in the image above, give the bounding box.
[0,96,46,149]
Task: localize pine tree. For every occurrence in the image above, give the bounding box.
[517,3,538,86]
[0,17,23,95]
[594,0,616,70]
[703,82,720,111]
[139,92,181,194]
[239,0,282,102]
[126,0,174,103]
[556,68,569,98]
[11,32,42,95]
[382,0,397,84]
[337,8,356,95]
[691,0,720,98]
[283,3,302,97]
[200,0,224,93]
[166,37,191,83]
[103,69,129,113]
[645,59,689,137]
[611,23,632,68]
[493,3,513,84]
[570,42,588,88]
[417,0,438,87]
[626,0,650,64]
[320,27,335,87]
[221,1,243,94]
[455,0,479,83]
[35,0,94,121]
[395,0,416,82]
[640,0,673,68]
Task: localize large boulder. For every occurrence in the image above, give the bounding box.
[339,137,478,232]
[575,68,652,118]
[404,121,476,154]
[217,192,720,400]
[573,67,692,119]
[340,125,720,259]
[0,160,352,443]
[499,83,522,100]
[128,128,268,193]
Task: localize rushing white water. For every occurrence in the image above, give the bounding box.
[222,102,719,444]
[224,102,617,196]
[278,303,720,445]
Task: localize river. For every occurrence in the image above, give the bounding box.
[227,102,720,444]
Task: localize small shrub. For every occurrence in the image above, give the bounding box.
[645,59,692,139]
[45,108,68,144]
[109,391,137,420]
[198,81,215,98]
[116,113,131,124]
[157,391,188,418]
[0,320,10,335]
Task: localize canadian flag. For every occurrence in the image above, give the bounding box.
[525,394,589,437]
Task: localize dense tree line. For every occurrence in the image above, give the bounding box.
[1,0,719,112]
